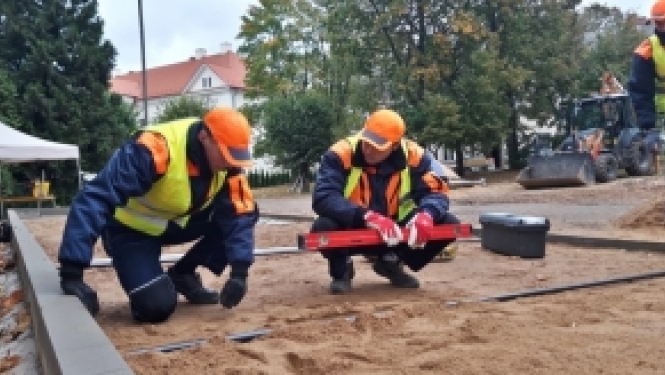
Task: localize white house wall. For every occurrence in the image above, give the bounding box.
[184,65,244,109]
[131,89,242,125]
[188,67,227,92]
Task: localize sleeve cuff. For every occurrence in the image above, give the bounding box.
[59,261,86,279]
[419,207,441,222]
[352,206,369,227]
[230,261,251,279]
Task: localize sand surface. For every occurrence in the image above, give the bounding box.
[23,195,665,374]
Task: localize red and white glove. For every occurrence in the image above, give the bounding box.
[364,211,403,246]
[406,211,434,249]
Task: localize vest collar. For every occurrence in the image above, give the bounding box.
[186,121,212,177]
[656,30,665,46]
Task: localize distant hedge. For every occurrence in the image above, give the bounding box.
[247,170,292,188]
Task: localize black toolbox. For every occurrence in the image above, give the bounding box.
[479,213,550,258]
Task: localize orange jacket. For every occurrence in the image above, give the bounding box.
[629,37,659,129]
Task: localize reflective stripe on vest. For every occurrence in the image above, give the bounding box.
[649,35,665,113]
[113,118,227,236]
[343,136,416,222]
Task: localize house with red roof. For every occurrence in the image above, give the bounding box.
[109,42,277,171]
[109,42,248,126]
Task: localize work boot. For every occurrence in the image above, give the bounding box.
[167,267,219,304]
[330,260,355,295]
[435,243,458,263]
[373,256,420,288]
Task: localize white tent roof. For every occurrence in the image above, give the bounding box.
[0,120,79,164]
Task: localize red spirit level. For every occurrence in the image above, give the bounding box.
[297,223,473,251]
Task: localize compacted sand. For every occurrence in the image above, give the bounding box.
[23,199,665,374]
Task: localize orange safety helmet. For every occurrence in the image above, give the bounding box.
[203,107,253,168]
[652,0,665,20]
[358,109,406,151]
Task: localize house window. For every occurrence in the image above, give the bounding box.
[202,77,212,88]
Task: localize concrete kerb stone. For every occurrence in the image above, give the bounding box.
[12,207,71,218]
[8,210,133,375]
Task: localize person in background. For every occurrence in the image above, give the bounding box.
[627,0,665,173]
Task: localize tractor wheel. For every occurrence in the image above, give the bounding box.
[623,136,654,176]
[594,153,618,183]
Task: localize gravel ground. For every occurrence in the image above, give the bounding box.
[0,245,40,375]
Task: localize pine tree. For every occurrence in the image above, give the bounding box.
[0,0,136,201]
[0,68,21,195]
[0,68,19,128]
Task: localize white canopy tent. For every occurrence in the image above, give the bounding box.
[0,120,81,216]
[0,120,80,164]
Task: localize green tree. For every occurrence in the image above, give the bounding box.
[0,68,21,195]
[238,0,368,137]
[323,1,519,174]
[238,0,326,98]
[0,68,19,128]
[154,96,212,123]
[0,0,135,202]
[477,0,582,169]
[248,91,335,193]
[82,93,138,171]
[239,0,643,175]
[573,6,647,97]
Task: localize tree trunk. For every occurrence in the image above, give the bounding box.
[299,162,310,193]
[416,0,426,102]
[507,108,521,170]
[454,141,465,177]
[491,145,502,169]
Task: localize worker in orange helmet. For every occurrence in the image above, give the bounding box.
[58,107,259,323]
[627,0,665,172]
[311,109,460,294]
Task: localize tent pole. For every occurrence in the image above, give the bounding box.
[38,169,44,216]
[76,157,81,189]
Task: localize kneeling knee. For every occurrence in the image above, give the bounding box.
[129,274,177,323]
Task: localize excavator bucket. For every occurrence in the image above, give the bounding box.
[516,153,596,189]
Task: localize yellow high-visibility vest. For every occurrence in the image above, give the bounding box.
[649,35,665,113]
[343,136,416,222]
[114,118,227,235]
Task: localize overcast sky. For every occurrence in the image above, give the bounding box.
[98,0,258,72]
[98,0,652,73]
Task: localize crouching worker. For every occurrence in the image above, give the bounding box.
[57,107,258,323]
[311,109,459,294]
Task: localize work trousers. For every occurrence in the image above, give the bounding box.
[101,207,228,295]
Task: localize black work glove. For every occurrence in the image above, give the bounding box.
[219,277,247,309]
[59,262,100,316]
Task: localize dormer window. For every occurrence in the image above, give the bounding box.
[202,77,212,88]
